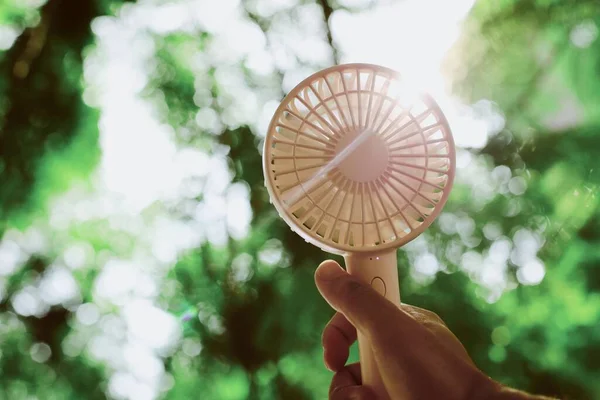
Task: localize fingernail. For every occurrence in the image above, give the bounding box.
[316,261,344,281]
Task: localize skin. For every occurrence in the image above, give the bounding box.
[315,260,557,400]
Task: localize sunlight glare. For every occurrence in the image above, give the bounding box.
[331,0,491,149]
[123,299,182,353]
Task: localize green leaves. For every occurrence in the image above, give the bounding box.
[1,0,600,399]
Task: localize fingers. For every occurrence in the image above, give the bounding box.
[330,363,373,400]
[316,261,482,399]
[315,260,417,337]
[322,312,357,371]
[322,305,452,373]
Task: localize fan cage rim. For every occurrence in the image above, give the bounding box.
[262,63,456,255]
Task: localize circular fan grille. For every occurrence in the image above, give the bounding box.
[263,64,455,254]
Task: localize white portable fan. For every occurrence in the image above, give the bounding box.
[262,63,455,399]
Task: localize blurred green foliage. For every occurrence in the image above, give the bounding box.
[1,0,600,399]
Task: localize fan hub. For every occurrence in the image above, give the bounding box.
[335,130,389,183]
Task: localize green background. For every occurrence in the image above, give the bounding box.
[1,0,599,399]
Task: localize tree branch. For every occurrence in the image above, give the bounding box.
[316,0,340,64]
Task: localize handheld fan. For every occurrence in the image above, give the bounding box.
[262,63,455,399]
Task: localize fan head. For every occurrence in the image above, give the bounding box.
[263,63,455,255]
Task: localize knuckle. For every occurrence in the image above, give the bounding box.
[427,311,444,323]
[426,310,440,319]
[420,318,447,334]
[428,312,447,327]
[405,305,445,325]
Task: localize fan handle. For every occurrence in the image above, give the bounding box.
[344,250,402,400]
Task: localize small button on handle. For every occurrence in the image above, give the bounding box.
[370,277,387,297]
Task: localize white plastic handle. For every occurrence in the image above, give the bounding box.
[344,250,401,400]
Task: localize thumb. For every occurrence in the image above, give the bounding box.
[315,260,412,337]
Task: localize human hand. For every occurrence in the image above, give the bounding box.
[315,260,554,400]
